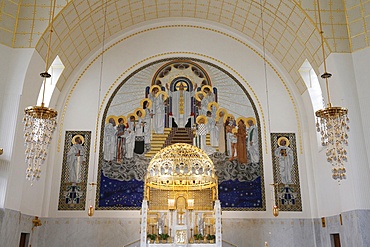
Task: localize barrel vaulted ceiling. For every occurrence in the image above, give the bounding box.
[1,0,369,94]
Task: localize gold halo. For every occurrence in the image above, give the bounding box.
[150,85,161,93]
[277,136,290,146]
[195,91,206,101]
[196,115,208,124]
[224,113,235,123]
[207,101,219,111]
[201,85,212,93]
[236,117,247,125]
[175,81,188,91]
[216,108,228,121]
[231,128,238,134]
[245,117,257,127]
[135,108,146,118]
[157,91,168,100]
[140,98,152,109]
[106,115,118,124]
[117,115,127,124]
[127,113,138,121]
[72,134,85,145]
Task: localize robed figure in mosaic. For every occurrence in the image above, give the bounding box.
[149,86,166,134]
[247,117,259,164]
[216,109,227,153]
[236,118,247,164]
[275,137,294,184]
[167,81,195,127]
[103,117,117,161]
[142,99,152,147]
[67,135,86,184]
[58,131,91,210]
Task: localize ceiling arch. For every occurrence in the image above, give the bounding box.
[36,0,323,94]
[2,0,365,94]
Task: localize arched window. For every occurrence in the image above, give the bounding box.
[37,56,64,107]
[299,59,325,147]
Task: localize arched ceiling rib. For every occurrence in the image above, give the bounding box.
[1,0,368,94]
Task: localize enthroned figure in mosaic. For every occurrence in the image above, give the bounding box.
[166,80,196,128]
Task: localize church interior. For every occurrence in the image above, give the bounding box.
[1,0,370,246]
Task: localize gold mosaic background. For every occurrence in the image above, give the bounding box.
[148,188,214,211]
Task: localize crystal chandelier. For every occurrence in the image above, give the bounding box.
[314,0,349,181]
[23,0,58,182]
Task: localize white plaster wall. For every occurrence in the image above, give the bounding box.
[6,50,51,216]
[324,54,370,212]
[0,44,51,216]
[352,47,370,171]
[310,53,370,217]
[0,44,13,208]
[43,20,311,220]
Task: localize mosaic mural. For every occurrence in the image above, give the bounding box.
[271,133,302,211]
[96,58,265,211]
[58,131,91,210]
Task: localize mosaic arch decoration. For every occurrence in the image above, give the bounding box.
[96,58,265,211]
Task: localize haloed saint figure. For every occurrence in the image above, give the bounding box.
[67,135,86,184]
[58,131,91,210]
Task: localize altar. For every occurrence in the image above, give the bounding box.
[140,143,222,247]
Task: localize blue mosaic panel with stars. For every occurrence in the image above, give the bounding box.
[218,177,262,209]
[98,171,144,209]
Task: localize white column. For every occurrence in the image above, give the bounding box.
[140,200,148,247]
[214,200,222,247]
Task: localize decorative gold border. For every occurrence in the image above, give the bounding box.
[152,59,212,86]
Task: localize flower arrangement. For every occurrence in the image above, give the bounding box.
[159,233,170,241]
[194,233,203,240]
[147,234,157,242]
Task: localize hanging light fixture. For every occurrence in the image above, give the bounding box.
[23,0,58,182]
[314,0,349,181]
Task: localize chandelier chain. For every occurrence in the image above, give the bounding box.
[316,0,332,105]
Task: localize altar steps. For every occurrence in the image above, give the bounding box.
[168,127,193,145]
[145,128,218,159]
[144,128,171,158]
